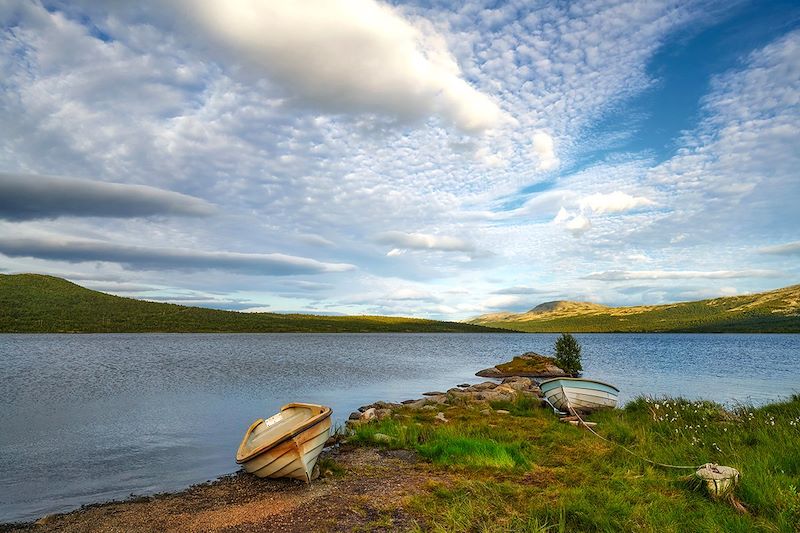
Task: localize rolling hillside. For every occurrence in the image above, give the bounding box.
[0,274,506,334]
[470,285,800,333]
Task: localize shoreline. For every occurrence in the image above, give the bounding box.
[3,366,798,530]
[1,374,544,531]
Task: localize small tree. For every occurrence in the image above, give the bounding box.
[554,333,582,376]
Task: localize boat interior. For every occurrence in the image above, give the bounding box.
[238,403,330,461]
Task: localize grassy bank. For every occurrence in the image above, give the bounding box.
[350,395,800,531]
[0,274,507,333]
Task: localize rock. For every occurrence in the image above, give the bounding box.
[428,394,448,404]
[501,376,534,391]
[496,409,510,415]
[434,412,449,423]
[348,411,362,421]
[469,382,498,391]
[406,399,429,410]
[375,408,393,420]
[480,409,492,416]
[371,401,402,410]
[360,408,377,421]
[457,383,470,388]
[480,385,518,403]
[421,405,437,411]
[401,399,417,405]
[475,366,503,378]
[373,433,393,443]
[423,391,446,396]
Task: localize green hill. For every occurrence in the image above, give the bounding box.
[469,285,800,333]
[0,274,506,334]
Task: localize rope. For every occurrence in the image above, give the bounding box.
[566,403,703,471]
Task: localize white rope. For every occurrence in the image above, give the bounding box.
[566,403,703,471]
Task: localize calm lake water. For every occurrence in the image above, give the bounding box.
[1,333,798,522]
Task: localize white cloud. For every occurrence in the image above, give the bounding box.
[553,207,591,236]
[759,241,800,256]
[376,231,477,254]
[0,236,355,275]
[584,270,783,281]
[578,191,655,215]
[482,294,527,309]
[532,131,558,170]
[177,0,505,132]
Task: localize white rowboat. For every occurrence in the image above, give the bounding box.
[236,402,332,482]
[539,377,619,413]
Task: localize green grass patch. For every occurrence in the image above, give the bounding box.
[355,395,800,531]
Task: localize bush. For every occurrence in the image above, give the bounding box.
[554,333,582,375]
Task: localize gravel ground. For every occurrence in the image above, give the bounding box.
[1,446,437,533]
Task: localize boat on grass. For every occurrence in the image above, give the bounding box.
[539,377,619,413]
[236,402,332,482]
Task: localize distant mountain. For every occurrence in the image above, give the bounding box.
[0,274,507,334]
[469,285,800,333]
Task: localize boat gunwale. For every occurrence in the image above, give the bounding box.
[236,402,332,464]
[539,377,620,393]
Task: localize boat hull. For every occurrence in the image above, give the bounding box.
[540,378,619,413]
[236,403,332,482]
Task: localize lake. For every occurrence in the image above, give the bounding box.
[1,333,798,523]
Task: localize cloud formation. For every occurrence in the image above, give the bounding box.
[178,0,505,132]
[584,270,783,281]
[553,207,591,236]
[578,191,655,215]
[377,231,477,254]
[0,173,215,221]
[0,237,355,275]
[532,132,558,170]
[759,241,800,256]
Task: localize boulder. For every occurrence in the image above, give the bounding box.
[348,411,362,420]
[457,383,471,388]
[480,385,518,403]
[466,382,498,392]
[475,366,503,378]
[375,408,393,420]
[480,409,492,416]
[434,412,449,423]
[501,376,534,390]
[423,391,446,396]
[496,409,510,415]
[421,405,437,411]
[360,408,377,421]
[406,399,429,410]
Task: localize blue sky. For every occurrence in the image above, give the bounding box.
[0,0,798,318]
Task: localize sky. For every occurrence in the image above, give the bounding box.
[0,0,798,319]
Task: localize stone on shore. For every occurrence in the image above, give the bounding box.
[476,352,571,379]
[434,412,449,423]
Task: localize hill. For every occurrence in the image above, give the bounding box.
[469,285,800,333]
[0,274,506,334]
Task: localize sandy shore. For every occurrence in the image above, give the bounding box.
[1,444,443,533]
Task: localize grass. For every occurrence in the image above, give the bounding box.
[349,394,800,531]
[0,274,507,333]
[470,284,800,333]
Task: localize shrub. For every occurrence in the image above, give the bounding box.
[554,333,582,375]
